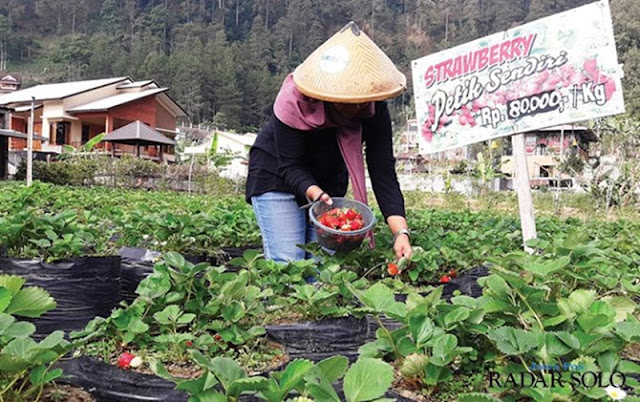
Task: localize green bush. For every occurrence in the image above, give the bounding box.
[15,159,96,186]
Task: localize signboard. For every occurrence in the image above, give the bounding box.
[412,0,625,154]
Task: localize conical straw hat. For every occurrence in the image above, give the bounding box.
[293,22,407,103]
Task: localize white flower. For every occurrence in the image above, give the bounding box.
[130,356,143,368]
[606,386,627,400]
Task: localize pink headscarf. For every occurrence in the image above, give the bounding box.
[273,74,376,249]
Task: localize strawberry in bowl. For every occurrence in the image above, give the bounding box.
[309,197,375,253]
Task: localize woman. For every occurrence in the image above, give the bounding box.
[245,21,412,263]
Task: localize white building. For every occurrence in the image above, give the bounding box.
[182,130,257,179]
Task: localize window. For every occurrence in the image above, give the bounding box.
[535,144,547,156]
[55,122,70,145]
[82,125,90,144]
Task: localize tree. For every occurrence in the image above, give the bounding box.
[0,15,13,71]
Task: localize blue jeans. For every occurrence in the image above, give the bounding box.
[251,191,317,263]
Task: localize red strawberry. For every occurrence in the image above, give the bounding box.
[448,269,457,278]
[345,209,358,220]
[214,334,222,341]
[349,220,362,230]
[326,216,340,229]
[118,352,135,369]
[439,275,451,283]
[185,341,194,347]
[388,263,399,276]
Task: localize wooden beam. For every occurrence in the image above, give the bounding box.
[512,133,537,249]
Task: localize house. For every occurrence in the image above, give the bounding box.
[0,74,20,94]
[183,129,257,179]
[398,119,469,173]
[0,77,188,162]
[500,124,598,186]
[1,106,44,179]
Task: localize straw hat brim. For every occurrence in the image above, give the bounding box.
[292,22,407,104]
[293,68,407,103]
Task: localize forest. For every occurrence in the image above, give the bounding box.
[1,0,640,131]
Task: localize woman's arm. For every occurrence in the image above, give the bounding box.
[273,117,332,204]
[362,102,412,259]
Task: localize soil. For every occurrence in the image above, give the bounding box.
[623,342,640,361]
[263,310,305,325]
[41,384,95,402]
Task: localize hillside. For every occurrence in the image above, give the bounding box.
[2,0,640,131]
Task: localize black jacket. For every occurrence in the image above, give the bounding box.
[245,101,405,220]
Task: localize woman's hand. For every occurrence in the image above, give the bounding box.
[387,215,411,260]
[393,234,412,260]
[306,185,333,205]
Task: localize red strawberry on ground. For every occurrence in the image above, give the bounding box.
[118,352,135,369]
[439,275,451,283]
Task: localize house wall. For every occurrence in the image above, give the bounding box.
[501,155,558,178]
[110,96,157,128]
[156,101,176,130]
[9,117,26,150]
[1,136,7,179]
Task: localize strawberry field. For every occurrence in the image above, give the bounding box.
[0,181,639,402]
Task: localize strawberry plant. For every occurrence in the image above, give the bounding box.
[72,252,270,368]
[0,275,70,402]
[153,353,395,402]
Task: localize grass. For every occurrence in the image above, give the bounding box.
[398,190,640,222]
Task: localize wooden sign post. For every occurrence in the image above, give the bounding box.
[410,0,624,251]
[511,133,537,248]
[26,97,35,187]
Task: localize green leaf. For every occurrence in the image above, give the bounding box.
[525,256,570,278]
[568,289,597,311]
[6,287,56,318]
[0,287,12,313]
[409,315,435,348]
[360,283,397,314]
[29,364,47,386]
[128,319,149,334]
[221,301,245,322]
[602,296,637,322]
[343,358,394,402]
[430,334,458,366]
[191,389,227,402]
[227,376,269,398]
[3,337,38,359]
[443,307,471,329]
[153,305,181,325]
[308,376,342,402]
[39,331,65,349]
[615,321,640,342]
[458,393,502,402]
[315,355,349,383]
[487,327,542,356]
[484,275,511,297]
[208,357,246,392]
[0,276,26,296]
[164,252,187,268]
[576,313,613,333]
[44,367,63,383]
[619,360,640,374]
[279,359,314,393]
[177,313,196,325]
[538,332,577,361]
[4,321,36,339]
[0,313,16,334]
